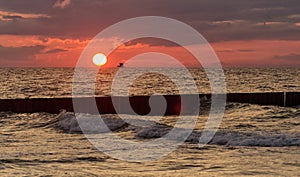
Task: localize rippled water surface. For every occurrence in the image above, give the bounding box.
[0,68,299,176]
[0,68,299,98]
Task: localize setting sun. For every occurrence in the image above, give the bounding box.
[92,53,107,66]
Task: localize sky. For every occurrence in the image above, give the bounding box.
[0,0,299,67]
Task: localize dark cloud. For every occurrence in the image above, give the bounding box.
[0,45,46,60]
[273,53,300,61]
[2,15,22,20]
[216,50,234,53]
[44,48,68,54]
[123,38,179,47]
[216,49,256,54]
[237,49,256,52]
[0,0,299,42]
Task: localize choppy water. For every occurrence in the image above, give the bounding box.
[0,68,300,176]
[0,68,299,98]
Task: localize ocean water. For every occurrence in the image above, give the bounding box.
[1,68,299,98]
[0,68,299,176]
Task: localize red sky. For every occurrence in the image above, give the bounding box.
[0,0,299,68]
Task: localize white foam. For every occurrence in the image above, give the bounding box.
[56,112,127,133]
[56,112,300,147]
[214,131,300,147]
[136,127,300,147]
[56,111,82,133]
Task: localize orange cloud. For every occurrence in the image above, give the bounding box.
[1,34,300,67]
[0,35,89,67]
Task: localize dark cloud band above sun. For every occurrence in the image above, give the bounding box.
[0,0,299,41]
[44,48,68,54]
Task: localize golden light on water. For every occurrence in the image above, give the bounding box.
[92,53,107,66]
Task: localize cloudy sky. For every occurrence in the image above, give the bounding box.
[0,0,299,67]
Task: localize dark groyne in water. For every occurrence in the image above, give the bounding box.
[0,92,299,114]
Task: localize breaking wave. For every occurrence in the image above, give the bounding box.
[55,111,300,147]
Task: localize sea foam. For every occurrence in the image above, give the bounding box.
[56,111,300,147]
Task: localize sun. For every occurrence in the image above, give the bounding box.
[92,53,107,66]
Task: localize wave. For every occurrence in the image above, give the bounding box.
[57,111,129,133]
[136,125,300,147]
[55,111,300,147]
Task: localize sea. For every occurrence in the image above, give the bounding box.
[0,68,299,176]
